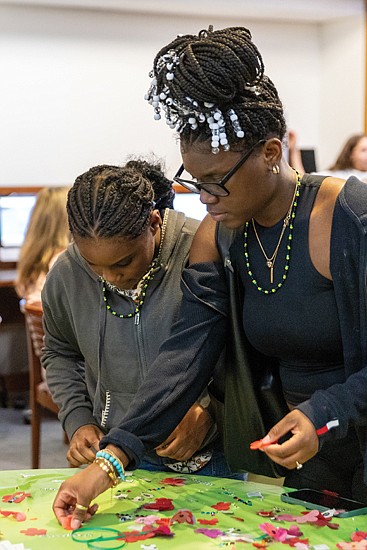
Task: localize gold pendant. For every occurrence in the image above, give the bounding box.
[266,260,273,283]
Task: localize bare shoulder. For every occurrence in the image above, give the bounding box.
[189,214,220,264]
[316,176,344,210]
[309,177,345,279]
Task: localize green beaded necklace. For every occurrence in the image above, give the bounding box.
[101,259,159,319]
[243,169,301,295]
[101,209,168,319]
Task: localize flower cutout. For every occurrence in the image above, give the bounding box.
[160,477,186,486]
[171,509,195,524]
[211,501,231,511]
[143,498,174,511]
[2,491,31,504]
[197,517,218,525]
[195,528,224,539]
[20,527,47,536]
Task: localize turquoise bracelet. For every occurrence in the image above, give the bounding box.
[95,450,125,481]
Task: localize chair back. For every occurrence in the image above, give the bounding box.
[23,301,44,387]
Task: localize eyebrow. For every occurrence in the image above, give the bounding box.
[81,253,134,267]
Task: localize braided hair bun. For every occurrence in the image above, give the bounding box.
[145,26,286,151]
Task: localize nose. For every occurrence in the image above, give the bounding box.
[199,189,219,204]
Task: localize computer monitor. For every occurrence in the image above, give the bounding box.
[173,191,207,221]
[0,194,37,248]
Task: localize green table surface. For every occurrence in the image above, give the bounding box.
[0,468,365,549]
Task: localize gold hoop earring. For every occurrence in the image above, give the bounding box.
[272,165,280,174]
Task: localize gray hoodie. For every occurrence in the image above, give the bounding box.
[41,209,200,441]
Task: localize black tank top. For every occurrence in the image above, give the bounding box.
[233,175,345,405]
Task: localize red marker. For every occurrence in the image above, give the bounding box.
[250,438,277,450]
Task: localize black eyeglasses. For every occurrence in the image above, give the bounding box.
[173,139,266,197]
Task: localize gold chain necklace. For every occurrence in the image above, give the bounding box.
[251,172,300,284]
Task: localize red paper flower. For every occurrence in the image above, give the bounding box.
[60,514,73,530]
[156,517,171,526]
[252,541,269,548]
[211,501,231,511]
[20,527,47,536]
[0,509,26,521]
[160,477,186,486]
[119,530,156,543]
[352,531,367,542]
[117,524,173,543]
[197,518,218,525]
[154,524,173,537]
[143,498,174,511]
[171,509,195,524]
[2,491,30,504]
[257,510,274,517]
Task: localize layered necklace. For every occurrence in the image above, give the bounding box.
[243,169,301,294]
[101,209,168,319]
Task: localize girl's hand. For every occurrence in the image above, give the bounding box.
[53,462,111,530]
[67,425,104,467]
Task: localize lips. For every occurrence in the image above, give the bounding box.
[208,210,226,221]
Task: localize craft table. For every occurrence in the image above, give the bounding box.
[0,468,365,549]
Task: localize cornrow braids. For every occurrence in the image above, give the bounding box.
[125,158,175,212]
[145,26,286,153]
[67,164,156,240]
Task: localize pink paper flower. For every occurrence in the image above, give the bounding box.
[135,515,160,525]
[259,522,288,541]
[337,542,367,550]
[195,528,224,539]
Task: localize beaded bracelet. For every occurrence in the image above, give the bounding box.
[96,450,125,482]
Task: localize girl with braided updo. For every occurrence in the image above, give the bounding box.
[54,26,367,528]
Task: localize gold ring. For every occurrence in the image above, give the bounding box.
[75,503,88,511]
[296,461,303,470]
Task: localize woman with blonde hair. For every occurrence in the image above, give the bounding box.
[16,186,70,303]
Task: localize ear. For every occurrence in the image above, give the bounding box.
[263,138,283,167]
[148,209,162,236]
